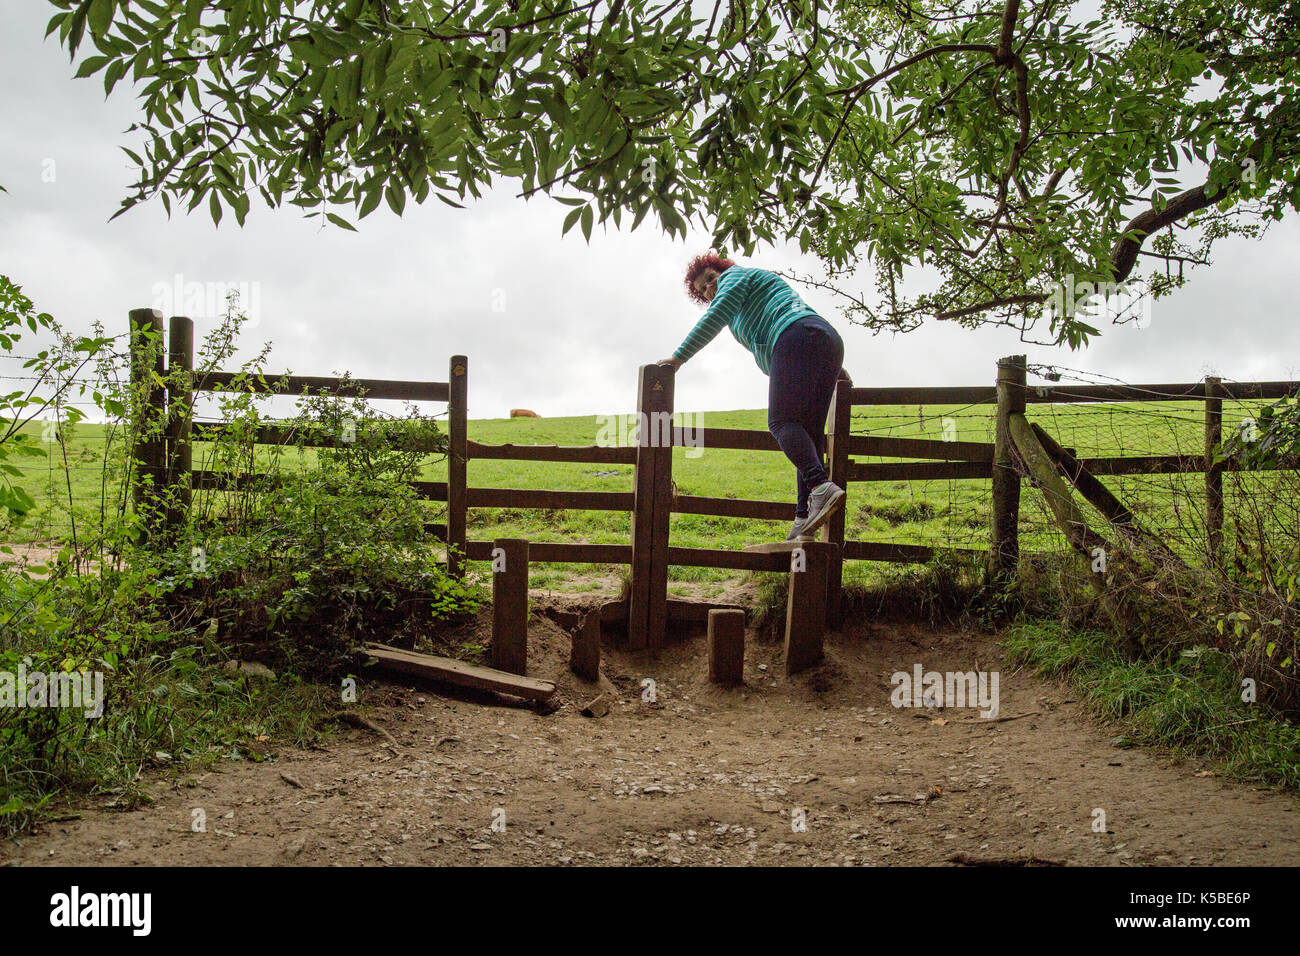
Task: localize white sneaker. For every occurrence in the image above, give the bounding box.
[785,516,813,542]
[801,481,846,536]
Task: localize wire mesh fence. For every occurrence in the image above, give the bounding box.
[845,400,995,551]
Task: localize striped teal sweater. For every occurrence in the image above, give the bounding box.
[673,266,821,375]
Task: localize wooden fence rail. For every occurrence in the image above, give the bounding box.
[128,309,467,567]
[130,313,1299,652]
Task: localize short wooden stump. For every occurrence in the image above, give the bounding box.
[707,609,746,685]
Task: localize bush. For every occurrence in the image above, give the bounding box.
[0,294,485,834]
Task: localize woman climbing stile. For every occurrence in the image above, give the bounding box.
[657,254,850,542]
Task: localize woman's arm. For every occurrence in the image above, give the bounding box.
[671,269,748,365]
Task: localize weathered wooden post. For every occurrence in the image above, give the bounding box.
[628,363,674,650]
[1204,375,1223,568]
[447,355,469,577]
[707,609,746,685]
[822,378,852,628]
[647,367,674,651]
[988,354,1026,585]
[491,537,529,675]
[570,608,601,681]
[785,541,833,674]
[129,308,167,545]
[164,315,194,535]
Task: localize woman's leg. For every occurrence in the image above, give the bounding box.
[798,314,844,477]
[768,316,845,516]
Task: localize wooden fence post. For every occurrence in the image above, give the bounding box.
[448,355,468,577]
[129,308,167,544]
[491,537,529,674]
[628,363,673,650]
[571,608,601,681]
[647,367,674,651]
[1205,375,1223,568]
[785,542,831,674]
[822,378,851,628]
[707,608,746,684]
[165,315,194,535]
[988,354,1026,584]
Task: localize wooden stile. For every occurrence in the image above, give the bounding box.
[128,305,1300,664]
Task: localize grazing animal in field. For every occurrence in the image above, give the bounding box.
[510,408,540,418]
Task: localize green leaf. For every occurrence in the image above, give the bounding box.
[358,182,383,218]
[326,211,357,231]
[385,183,405,216]
[561,205,583,235]
[74,54,111,78]
[88,0,114,37]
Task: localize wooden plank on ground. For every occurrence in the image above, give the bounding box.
[363,643,555,701]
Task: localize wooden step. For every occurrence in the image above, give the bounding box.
[364,643,555,702]
[742,540,838,554]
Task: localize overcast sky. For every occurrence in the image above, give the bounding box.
[2,3,1297,422]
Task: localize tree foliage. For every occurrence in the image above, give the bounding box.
[46,0,1300,346]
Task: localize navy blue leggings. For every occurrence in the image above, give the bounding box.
[767,314,845,517]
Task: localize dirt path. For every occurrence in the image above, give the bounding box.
[4,604,1297,867]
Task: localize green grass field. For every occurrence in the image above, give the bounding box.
[3,398,1280,593]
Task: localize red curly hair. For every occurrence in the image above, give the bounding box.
[684,253,736,304]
